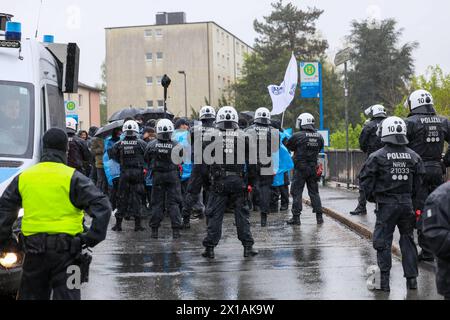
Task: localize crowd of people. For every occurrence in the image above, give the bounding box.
[63,88,450,298]
[3,87,449,300]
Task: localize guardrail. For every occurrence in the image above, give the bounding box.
[325,150,366,186]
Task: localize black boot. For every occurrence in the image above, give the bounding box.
[202,246,215,259]
[134,217,145,232]
[378,272,390,292]
[287,215,301,226]
[316,213,324,225]
[151,227,158,239]
[173,228,181,239]
[112,218,123,232]
[418,250,434,262]
[244,246,259,257]
[406,278,418,290]
[261,213,268,227]
[350,204,367,216]
[183,217,191,229]
[279,205,289,212]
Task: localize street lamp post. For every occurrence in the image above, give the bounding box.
[178,71,187,118]
[161,74,171,119]
[335,47,352,189]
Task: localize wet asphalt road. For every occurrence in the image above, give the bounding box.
[82,207,441,300]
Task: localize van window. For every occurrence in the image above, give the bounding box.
[46,84,65,129]
[0,81,35,158]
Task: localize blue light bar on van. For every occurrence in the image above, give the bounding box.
[5,21,21,41]
[43,35,54,43]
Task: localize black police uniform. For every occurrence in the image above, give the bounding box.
[67,132,91,175]
[405,109,450,260]
[351,117,385,215]
[145,138,183,238]
[0,129,111,300]
[182,120,215,227]
[360,144,425,290]
[421,182,450,300]
[110,135,148,231]
[202,126,257,258]
[287,127,324,224]
[244,123,277,227]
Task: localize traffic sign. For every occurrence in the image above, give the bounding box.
[300,62,320,98]
[334,47,352,66]
[65,100,78,115]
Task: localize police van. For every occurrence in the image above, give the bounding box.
[0,13,80,296]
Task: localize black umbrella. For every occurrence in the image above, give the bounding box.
[108,107,144,122]
[139,107,175,122]
[94,120,124,138]
[239,111,255,122]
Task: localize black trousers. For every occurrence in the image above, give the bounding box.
[418,163,445,254]
[109,177,120,211]
[96,168,109,195]
[436,259,450,298]
[18,251,80,300]
[291,166,322,216]
[254,175,274,214]
[116,168,145,219]
[150,172,183,229]
[373,203,418,278]
[271,185,290,210]
[183,164,210,218]
[203,176,254,248]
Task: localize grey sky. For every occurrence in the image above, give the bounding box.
[4,0,449,86]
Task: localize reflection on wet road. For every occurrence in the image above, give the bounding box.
[83,207,440,300]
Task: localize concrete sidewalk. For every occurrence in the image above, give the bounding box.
[303,183,434,270]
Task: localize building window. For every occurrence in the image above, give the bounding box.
[217,29,220,42]
[156,76,162,85]
[217,52,220,66]
[146,77,153,86]
[147,100,153,107]
[156,52,163,61]
[145,29,152,37]
[146,53,153,62]
[158,100,164,107]
[155,29,163,37]
[78,94,83,106]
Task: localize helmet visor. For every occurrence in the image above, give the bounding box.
[381,134,409,145]
[157,132,173,141]
[254,118,271,125]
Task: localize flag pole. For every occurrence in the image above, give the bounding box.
[281,111,285,128]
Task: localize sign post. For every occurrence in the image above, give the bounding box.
[300,61,324,130]
[335,48,352,189]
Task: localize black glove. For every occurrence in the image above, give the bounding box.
[0,236,20,253]
[78,233,98,249]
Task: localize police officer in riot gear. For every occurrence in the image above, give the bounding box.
[360,116,425,292]
[286,113,324,226]
[350,105,387,216]
[421,182,450,300]
[202,106,258,259]
[145,119,183,239]
[110,120,148,232]
[66,117,91,176]
[404,89,450,262]
[245,107,276,227]
[0,128,111,300]
[182,106,216,229]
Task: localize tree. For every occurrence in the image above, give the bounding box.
[97,61,108,125]
[394,65,450,117]
[347,18,418,123]
[253,0,328,61]
[233,1,344,131]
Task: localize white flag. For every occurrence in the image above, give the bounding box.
[268,53,298,115]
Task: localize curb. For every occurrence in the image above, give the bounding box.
[302,198,401,257]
